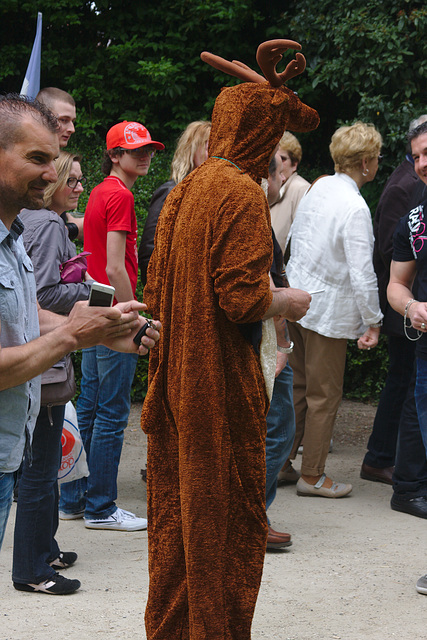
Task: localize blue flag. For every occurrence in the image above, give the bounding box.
[21,12,42,99]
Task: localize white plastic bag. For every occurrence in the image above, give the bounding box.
[58,401,89,484]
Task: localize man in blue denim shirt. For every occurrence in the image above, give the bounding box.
[0,95,160,592]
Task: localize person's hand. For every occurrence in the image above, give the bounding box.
[276,287,311,322]
[65,300,141,350]
[357,326,380,350]
[104,302,161,355]
[275,351,288,377]
[407,301,427,332]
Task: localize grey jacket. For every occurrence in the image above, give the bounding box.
[20,208,91,314]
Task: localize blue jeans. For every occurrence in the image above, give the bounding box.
[12,405,65,584]
[0,471,16,551]
[414,358,427,457]
[59,346,138,519]
[265,364,296,514]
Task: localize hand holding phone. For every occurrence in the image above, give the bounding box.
[88,282,115,307]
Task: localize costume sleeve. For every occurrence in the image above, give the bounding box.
[106,189,135,233]
[343,205,383,326]
[23,217,91,314]
[209,184,273,323]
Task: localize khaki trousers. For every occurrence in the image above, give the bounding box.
[288,322,347,477]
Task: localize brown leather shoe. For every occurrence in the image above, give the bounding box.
[266,525,292,550]
[360,463,394,485]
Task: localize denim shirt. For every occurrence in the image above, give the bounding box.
[0,216,40,473]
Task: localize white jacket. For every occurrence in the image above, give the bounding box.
[287,172,383,339]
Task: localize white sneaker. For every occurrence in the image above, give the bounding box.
[84,507,147,531]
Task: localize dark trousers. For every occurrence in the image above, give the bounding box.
[12,405,65,585]
[364,336,415,468]
[394,365,427,497]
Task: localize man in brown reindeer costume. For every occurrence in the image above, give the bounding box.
[142,40,320,639]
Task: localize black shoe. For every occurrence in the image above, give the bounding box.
[14,573,81,595]
[390,494,427,519]
[49,551,78,570]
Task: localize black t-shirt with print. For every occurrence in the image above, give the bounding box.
[393,196,427,359]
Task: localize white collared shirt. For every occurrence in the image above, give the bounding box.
[287,172,383,339]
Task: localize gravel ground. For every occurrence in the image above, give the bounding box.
[1,400,425,640]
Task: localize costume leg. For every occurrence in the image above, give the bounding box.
[13,405,65,584]
[145,399,267,639]
[145,419,189,640]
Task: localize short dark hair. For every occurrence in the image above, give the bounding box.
[101,147,124,176]
[0,93,59,150]
[408,121,427,144]
[36,87,75,109]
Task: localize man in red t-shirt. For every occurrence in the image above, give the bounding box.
[59,121,164,531]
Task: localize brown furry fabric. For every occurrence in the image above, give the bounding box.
[142,81,319,639]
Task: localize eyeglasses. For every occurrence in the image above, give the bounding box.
[67,176,87,189]
[378,155,383,163]
[123,146,157,159]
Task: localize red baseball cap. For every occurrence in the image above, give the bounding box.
[106,121,165,151]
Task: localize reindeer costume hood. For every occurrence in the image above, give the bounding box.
[209,81,319,183]
[142,40,319,640]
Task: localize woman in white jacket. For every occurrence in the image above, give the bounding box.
[286,122,383,498]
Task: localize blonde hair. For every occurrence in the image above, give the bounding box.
[279,131,302,165]
[170,121,211,184]
[44,150,82,209]
[329,121,382,173]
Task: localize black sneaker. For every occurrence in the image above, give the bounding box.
[13,573,81,595]
[49,551,78,570]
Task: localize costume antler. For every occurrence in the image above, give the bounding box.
[200,39,306,87]
[256,40,306,86]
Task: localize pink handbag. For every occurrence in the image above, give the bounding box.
[60,251,91,283]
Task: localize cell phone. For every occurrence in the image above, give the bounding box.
[88,282,115,307]
[133,319,155,346]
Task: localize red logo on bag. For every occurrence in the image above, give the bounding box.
[61,427,75,457]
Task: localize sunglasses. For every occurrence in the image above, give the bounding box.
[123,146,157,159]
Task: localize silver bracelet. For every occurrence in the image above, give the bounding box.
[277,341,294,354]
[404,298,422,342]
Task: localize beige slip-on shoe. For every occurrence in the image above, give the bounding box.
[296,473,352,498]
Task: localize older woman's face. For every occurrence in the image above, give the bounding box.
[279,149,297,182]
[51,161,84,214]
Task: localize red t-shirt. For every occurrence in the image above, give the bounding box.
[83,176,138,297]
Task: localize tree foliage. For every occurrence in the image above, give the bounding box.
[2,1,427,401]
[272,0,427,173]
